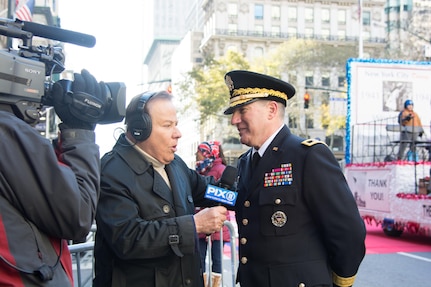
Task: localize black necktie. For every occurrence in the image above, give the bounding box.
[252,152,261,170]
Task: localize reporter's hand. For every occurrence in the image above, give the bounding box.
[194,206,228,234]
[52,69,108,130]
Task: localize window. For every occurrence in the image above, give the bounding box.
[255,25,264,36]
[337,30,346,40]
[289,73,297,85]
[289,114,298,128]
[253,47,264,58]
[362,11,371,26]
[288,7,297,21]
[228,23,237,35]
[338,76,346,88]
[322,92,330,105]
[322,75,330,87]
[271,26,280,37]
[255,4,264,20]
[305,28,314,39]
[305,7,314,23]
[305,75,314,86]
[338,10,346,25]
[288,27,297,38]
[362,31,371,41]
[306,115,314,129]
[322,8,330,23]
[228,3,238,17]
[227,45,238,52]
[321,29,330,40]
[272,6,280,20]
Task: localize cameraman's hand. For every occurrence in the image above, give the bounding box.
[52,69,108,130]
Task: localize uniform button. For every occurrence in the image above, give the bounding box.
[275,198,281,204]
[242,219,248,226]
[185,278,191,285]
[298,283,305,287]
[240,237,247,245]
[162,205,170,213]
[244,200,250,207]
[240,257,248,264]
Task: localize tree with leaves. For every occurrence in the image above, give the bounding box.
[178,50,250,124]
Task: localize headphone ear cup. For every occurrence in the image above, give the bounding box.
[128,112,152,141]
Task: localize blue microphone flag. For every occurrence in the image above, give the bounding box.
[205,184,238,206]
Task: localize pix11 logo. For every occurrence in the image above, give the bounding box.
[205,185,238,206]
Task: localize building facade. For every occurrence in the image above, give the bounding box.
[171,0,389,164]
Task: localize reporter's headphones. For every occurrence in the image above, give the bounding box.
[127,91,157,142]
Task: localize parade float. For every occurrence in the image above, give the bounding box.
[344,58,431,237]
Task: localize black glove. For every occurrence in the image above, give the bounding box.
[404,115,412,122]
[52,69,108,130]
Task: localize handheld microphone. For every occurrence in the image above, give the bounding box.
[205,166,238,206]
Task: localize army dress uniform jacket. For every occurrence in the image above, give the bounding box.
[234,125,366,287]
[93,134,215,287]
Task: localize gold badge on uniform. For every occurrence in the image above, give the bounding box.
[271,211,287,227]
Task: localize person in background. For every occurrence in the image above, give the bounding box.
[397,99,424,160]
[195,141,231,287]
[0,70,107,286]
[93,91,228,287]
[222,70,366,287]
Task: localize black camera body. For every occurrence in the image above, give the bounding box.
[0,18,126,125]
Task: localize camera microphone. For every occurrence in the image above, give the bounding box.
[204,166,238,206]
[18,19,96,48]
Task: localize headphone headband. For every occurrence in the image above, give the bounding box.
[136,91,157,112]
[129,91,157,141]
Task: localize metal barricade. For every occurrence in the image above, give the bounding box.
[69,224,96,287]
[69,242,94,287]
[206,220,238,287]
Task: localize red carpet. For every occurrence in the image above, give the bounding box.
[365,221,431,254]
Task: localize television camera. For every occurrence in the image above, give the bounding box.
[0,18,126,125]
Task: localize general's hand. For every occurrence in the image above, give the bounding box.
[194,206,228,234]
[52,69,108,130]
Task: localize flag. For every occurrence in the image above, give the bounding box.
[358,0,362,20]
[14,0,35,22]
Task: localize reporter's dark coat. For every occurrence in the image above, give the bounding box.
[93,134,212,287]
[234,125,366,287]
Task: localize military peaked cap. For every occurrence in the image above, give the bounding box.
[223,70,296,115]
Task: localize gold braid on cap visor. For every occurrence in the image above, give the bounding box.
[229,88,288,107]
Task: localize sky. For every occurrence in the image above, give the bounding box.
[58,1,148,154]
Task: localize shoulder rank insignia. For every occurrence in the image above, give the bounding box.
[301,139,327,147]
